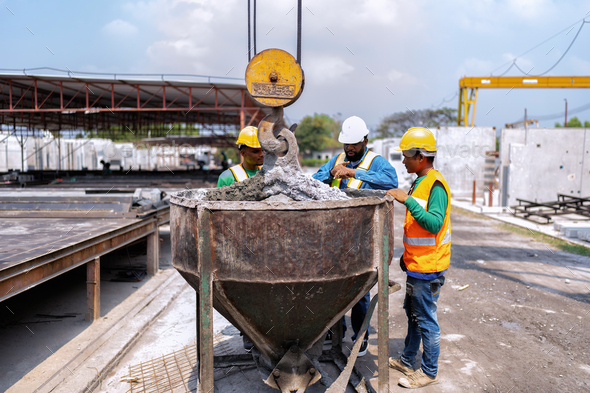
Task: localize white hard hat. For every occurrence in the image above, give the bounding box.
[338,116,370,144]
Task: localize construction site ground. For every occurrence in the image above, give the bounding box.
[4,202,590,392]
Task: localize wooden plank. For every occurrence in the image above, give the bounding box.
[85,257,100,321]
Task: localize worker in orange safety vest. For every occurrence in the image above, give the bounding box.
[386,127,451,389]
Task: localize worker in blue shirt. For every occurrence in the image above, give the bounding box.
[313,116,398,356]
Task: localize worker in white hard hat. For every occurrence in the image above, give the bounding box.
[217,126,264,188]
[312,115,398,357]
[385,127,450,389]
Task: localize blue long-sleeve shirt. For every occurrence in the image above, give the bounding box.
[312,149,398,190]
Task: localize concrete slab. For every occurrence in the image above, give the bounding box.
[500,128,590,207]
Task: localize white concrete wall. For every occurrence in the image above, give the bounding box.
[0,134,212,172]
[0,136,26,171]
[500,127,590,206]
[372,127,496,196]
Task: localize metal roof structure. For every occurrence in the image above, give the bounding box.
[0,73,270,136]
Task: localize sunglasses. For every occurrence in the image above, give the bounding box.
[402,150,420,158]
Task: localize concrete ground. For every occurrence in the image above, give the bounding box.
[96,203,590,393]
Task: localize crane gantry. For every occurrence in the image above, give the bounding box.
[458,76,590,126]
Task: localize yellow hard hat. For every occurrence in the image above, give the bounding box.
[236,126,261,148]
[395,127,437,152]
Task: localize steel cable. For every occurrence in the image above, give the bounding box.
[297,0,302,65]
[248,0,251,62]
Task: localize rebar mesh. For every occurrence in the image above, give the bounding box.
[122,334,250,393]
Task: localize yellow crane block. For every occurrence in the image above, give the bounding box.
[245,48,304,108]
[457,76,590,126]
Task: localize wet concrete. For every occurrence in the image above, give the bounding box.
[204,126,348,202]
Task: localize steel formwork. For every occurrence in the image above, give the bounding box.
[0,74,270,136]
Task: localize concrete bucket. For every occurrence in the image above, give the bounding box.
[170,190,394,392]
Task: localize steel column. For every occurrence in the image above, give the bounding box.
[85,257,100,321]
[34,80,38,110]
[147,221,160,275]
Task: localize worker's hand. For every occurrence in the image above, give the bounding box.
[330,162,350,178]
[399,256,407,272]
[386,189,409,203]
[332,164,355,179]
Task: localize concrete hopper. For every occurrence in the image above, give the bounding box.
[170,191,394,392]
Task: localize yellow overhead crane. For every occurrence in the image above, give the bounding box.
[458,76,590,126]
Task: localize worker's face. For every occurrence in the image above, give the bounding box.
[242,146,265,166]
[402,150,424,174]
[343,139,367,162]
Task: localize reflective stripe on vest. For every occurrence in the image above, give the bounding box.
[330,150,379,188]
[403,234,436,246]
[229,164,249,182]
[441,229,452,245]
[403,169,452,273]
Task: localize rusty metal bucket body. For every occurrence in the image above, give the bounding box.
[170,191,394,391]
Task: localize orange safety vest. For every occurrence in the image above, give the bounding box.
[229,164,261,182]
[330,151,379,189]
[403,169,451,273]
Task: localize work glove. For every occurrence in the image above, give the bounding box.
[399,255,407,272]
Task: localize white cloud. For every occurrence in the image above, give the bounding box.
[569,56,590,74]
[455,57,495,78]
[102,19,138,36]
[304,56,354,84]
[387,68,418,85]
[124,0,238,74]
[506,0,556,19]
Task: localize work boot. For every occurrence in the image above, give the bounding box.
[242,336,253,351]
[357,337,369,357]
[398,368,439,389]
[388,357,414,375]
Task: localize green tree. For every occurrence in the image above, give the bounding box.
[376,107,457,139]
[585,121,590,128]
[555,122,562,127]
[567,117,583,128]
[295,114,336,155]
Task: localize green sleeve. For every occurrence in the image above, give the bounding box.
[216,170,236,188]
[404,183,448,235]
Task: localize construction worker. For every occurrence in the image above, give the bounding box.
[217,126,264,188]
[385,127,450,389]
[313,116,398,357]
[216,126,264,350]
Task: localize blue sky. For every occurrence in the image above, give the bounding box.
[1,0,589,131]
